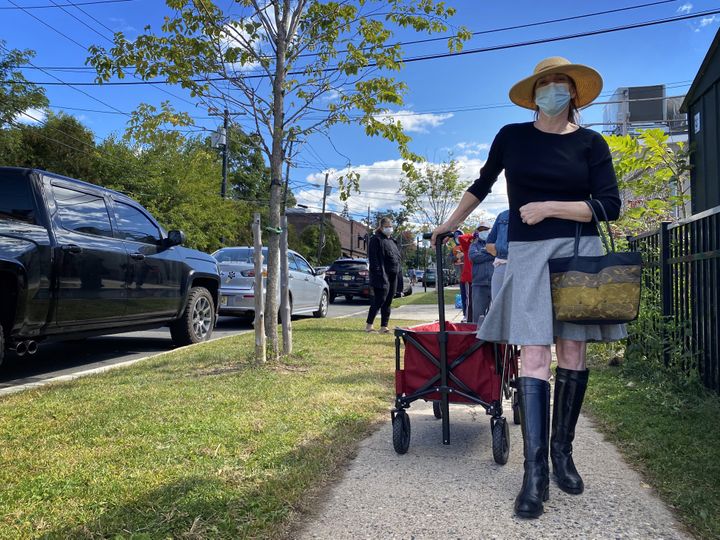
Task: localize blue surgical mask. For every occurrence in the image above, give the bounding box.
[478,231,489,241]
[382,227,394,236]
[535,82,571,117]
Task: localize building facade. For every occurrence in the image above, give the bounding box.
[681,28,720,214]
[287,211,369,258]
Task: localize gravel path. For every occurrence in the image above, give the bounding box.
[297,370,689,539]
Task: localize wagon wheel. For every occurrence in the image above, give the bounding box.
[491,418,510,465]
[512,390,521,425]
[392,411,411,454]
[432,401,442,419]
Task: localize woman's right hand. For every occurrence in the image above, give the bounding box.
[431,221,455,246]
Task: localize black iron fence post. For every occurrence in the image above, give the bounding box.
[659,222,672,367]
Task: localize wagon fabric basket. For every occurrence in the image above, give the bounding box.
[397,321,502,404]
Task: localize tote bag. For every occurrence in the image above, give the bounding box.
[548,201,642,325]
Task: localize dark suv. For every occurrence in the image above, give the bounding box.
[325,258,411,303]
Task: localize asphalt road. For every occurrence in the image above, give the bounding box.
[0,299,372,391]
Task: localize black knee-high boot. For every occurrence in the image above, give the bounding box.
[551,367,589,494]
[514,377,551,519]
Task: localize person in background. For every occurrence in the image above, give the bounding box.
[485,209,510,300]
[469,221,495,322]
[456,231,475,323]
[366,217,401,334]
[451,242,465,313]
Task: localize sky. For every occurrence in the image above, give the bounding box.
[3,0,720,226]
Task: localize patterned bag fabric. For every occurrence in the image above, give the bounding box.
[548,201,642,325]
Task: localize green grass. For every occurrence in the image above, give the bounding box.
[0,318,419,540]
[584,354,720,539]
[393,288,457,307]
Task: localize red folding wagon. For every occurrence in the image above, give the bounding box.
[391,232,520,463]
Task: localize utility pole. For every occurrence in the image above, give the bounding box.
[210,108,243,199]
[317,172,330,263]
[221,108,229,198]
[366,206,371,256]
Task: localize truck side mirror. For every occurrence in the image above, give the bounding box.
[166,230,185,247]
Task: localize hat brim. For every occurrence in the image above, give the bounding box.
[509,63,603,110]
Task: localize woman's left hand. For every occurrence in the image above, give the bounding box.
[519,202,552,225]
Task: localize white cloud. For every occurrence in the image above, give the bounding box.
[455,141,491,156]
[373,110,453,133]
[221,21,264,72]
[15,108,47,125]
[677,3,692,14]
[700,15,720,27]
[294,155,509,224]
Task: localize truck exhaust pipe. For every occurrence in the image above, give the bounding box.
[26,341,38,355]
[15,341,28,356]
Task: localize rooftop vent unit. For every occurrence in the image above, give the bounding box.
[602,85,686,135]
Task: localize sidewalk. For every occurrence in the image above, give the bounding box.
[392,303,465,322]
[296,324,690,539]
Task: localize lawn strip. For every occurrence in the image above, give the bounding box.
[393,288,457,307]
[583,357,720,539]
[0,318,417,540]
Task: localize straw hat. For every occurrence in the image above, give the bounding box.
[509,56,603,110]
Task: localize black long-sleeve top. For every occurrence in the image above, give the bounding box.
[368,232,401,289]
[467,122,621,242]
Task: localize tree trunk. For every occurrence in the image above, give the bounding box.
[263,4,289,362]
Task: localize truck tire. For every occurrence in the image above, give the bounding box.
[170,287,215,346]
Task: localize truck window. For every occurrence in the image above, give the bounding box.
[53,184,113,238]
[0,170,36,223]
[113,201,162,244]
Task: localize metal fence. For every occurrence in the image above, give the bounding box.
[628,205,720,394]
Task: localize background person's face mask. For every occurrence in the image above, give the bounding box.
[382,227,394,236]
[535,82,571,117]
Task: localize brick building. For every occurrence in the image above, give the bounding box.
[286,210,369,258]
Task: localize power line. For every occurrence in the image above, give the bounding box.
[6,0,87,49]
[19,8,720,87]
[0,0,133,9]
[292,0,681,59]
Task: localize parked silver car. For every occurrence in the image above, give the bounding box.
[213,247,329,318]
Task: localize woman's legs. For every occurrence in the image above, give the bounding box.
[366,286,387,329]
[379,274,398,329]
[552,337,590,494]
[520,345,552,380]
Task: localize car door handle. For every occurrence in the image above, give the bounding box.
[130,252,145,261]
[60,244,82,254]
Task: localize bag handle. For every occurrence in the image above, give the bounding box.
[573,200,615,256]
[585,200,616,253]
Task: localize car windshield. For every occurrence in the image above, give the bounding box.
[329,261,367,272]
[213,247,268,263]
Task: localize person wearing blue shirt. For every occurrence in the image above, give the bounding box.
[485,209,510,300]
[469,224,495,322]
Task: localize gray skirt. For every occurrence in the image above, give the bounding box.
[477,236,628,345]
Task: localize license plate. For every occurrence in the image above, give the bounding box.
[221,296,229,306]
[342,275,353,281]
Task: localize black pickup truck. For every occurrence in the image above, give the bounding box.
[0,167,221,366]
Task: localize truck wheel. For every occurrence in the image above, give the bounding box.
[170,287,215,346]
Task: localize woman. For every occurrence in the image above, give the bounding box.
[485,209,510,300]
[366,217,401,334]
[468,222,494,322]
[431,57,625,519]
